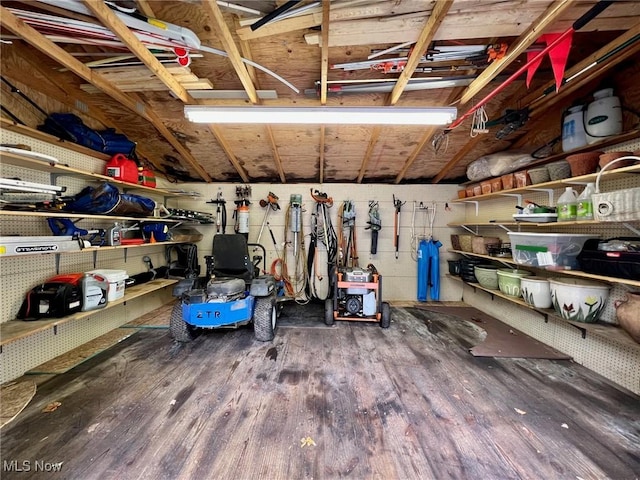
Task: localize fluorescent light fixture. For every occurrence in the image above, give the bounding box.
[183,106,457,126]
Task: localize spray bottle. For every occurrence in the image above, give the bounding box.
[557,187,578,222]
[577,182,595,220]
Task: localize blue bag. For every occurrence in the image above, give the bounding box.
[64,183,155,217]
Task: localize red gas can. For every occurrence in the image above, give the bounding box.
[139,167,156,188]
[105,154,139,184]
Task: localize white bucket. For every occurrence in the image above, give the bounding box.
[585,88,622,144]
[87,269,128,302]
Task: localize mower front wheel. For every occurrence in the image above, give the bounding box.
[380,302,391,329]
[325,298,335,326]
[169,301,194,342]
[254,294,277,342]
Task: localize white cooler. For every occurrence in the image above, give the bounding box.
[87,269,128,301]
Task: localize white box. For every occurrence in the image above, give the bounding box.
[87,269,128,301]
[507,233,597,269]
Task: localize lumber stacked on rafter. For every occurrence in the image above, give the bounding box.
[80,66,213,93]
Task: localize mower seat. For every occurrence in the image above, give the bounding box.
[209,234,255,285]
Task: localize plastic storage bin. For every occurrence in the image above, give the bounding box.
[86,269,128,301]
[507,232,597,269]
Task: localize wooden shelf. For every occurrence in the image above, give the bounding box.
[0,278,177,348]
[1,117,111,161]
[446,274,639,349]
[457,131,640,187]
[448,249,640,288]
[0,209,182,223]
[452,163,640,203]
[0,150,186,198]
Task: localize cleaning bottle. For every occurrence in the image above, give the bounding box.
[576,182,595,220]
[557,187,578,222]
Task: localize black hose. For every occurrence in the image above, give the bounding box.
[572,1,613,31]
[250,1,301,31]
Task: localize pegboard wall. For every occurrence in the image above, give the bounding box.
[454,137,640,395]
[0,128,176,383]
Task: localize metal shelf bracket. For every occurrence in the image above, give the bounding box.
[462,200,479,216]
[527,188,555,205]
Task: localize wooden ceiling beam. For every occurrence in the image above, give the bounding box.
[208,125,250,183]
[202,0,259,104]
[356,126,381,183]
[430,135,484,184]
[318,0,330,183]
[526,23,640,118]
[135,0,156,18]
[388,0,453,106]
[358,1,451,183]
[84,0,193,104]
[458,0,573,106]
[0,5,212,182]
[202,0,286,183]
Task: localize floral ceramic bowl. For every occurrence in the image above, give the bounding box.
[549,277,610,323]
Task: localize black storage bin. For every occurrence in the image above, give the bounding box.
[577,238,640,280]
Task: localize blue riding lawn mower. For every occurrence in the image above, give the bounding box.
[169,234,279,343]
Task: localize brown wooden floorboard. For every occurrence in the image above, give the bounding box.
[1,305,638,479]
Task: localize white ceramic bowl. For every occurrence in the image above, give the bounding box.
[520,276,552,309]
[549,277,610,323]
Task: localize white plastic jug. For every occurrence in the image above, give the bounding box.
[577,182,595,220]
[557,186,578,222]
[585,88,622,144]
[562,105,587,152]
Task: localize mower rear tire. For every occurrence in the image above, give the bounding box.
[170,301,194,342]
[254,293,277,342]
[325,298,335,326]
[380,302,391,329]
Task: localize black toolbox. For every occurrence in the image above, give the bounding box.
[577,238,640,280]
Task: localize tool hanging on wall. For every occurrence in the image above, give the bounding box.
[338,200,358,269]
[281,194,308,302]
[393,195,405,259]
[207,190,227,233]
[365,201,381,255]
[307,189,337,301]
[256,191,280,245]
[233,185,251,239]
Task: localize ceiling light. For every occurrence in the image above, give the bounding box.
[183,106,457,126]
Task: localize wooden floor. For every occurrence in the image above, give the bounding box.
[2,304,639,479]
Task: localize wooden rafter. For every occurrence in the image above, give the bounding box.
[526,24,640,119]
[201,0,286,183]
[84,0,193,104]
[202,0,259,104]
[430,134,484,184]
[1,45,164,171]
[458,0,573,106]
[394,36,499,184]
[320,0,330,106]
[357,1,452,183]
[135,0,155,18]
[318,0,330,183]
[208,125,250,183]
[388,0,453,106]
[0,5,212,182]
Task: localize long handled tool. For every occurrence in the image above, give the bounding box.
[257,191,280,244]
[393,195,405,259]
[206,190,226,233]
[433,0,614,149]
